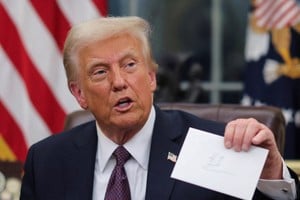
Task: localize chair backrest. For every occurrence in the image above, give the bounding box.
[64,103,286,155]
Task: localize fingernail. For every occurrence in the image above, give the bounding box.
[225,141,232,148]
[234,146,241,152]
[242,144,248,151]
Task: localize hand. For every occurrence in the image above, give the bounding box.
[224,118,283,179]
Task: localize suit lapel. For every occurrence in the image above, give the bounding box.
[146,107,187,200]
[62,122,98,200]
[60,108,196,199]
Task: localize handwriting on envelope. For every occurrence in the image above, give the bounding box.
[171,127,268,200]
[202,152,235,176]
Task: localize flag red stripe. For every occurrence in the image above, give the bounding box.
[265,0,287,27]
[271,2,297,27]
[255,0,274,19]
[291,11,300,25]
[0,101,28,161]
[254,0,300,28]
[255,0,285,26]
[287,7,300,26]
[93,0,108,16]
[0,5,66,133]
[30,0,71,51]
[0,0,107,162]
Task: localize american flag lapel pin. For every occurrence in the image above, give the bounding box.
[167,152,177,163]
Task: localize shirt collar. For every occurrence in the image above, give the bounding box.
[96,106,156,172]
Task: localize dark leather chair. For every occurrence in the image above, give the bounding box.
[64,103,286,155]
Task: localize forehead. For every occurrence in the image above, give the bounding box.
[81,34,143,60]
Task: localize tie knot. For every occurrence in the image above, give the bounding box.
[113,146,131,166]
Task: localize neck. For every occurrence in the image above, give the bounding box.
[101,124,143,145]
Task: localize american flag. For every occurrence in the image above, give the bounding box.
[243,0,300,158]
[254,0,300,29]
[0,0,107,162]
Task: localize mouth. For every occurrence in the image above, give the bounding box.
[115,97,133,110]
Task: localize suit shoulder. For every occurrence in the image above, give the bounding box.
[157,108,226,136]
[29,121,96,154]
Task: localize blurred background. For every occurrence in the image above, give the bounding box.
[122,0,248,104]
[1,0,300,198]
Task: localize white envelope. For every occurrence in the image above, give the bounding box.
[171,127,268,200]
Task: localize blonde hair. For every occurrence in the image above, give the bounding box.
[63,16,158,82]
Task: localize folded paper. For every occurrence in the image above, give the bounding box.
[171,127,268,200]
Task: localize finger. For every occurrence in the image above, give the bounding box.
[250,121,276,147]
[252,128,269,146]
[224,120,237,149]
[231,120,247,152]
[225,118,262,152]
[241,118,261,151]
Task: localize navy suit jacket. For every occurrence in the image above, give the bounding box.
[20,106,298,200]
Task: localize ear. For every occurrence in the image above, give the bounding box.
[69,81,88,109]
[148,70,157,92]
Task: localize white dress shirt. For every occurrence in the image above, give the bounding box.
[92,106,297,200]
[92,106,155,200]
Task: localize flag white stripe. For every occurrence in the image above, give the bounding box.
[257,0,283,27]
[0,47,51,146]
[276,6,299,28]
[255,0,274,18]
[0,0,106,160]
[57,0,101,25]
[1,0,79,113]
[255,0,300,28]
[272,0,295,23]
[271,1,292,23]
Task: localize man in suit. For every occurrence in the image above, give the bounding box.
[20,16,299,200]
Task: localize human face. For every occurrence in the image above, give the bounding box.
[70,34,157,142]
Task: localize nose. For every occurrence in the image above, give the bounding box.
[111,68,127,91]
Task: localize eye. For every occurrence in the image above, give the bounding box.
[93,68,106,75]
[89,68,107,81]
[123,60,137,72]
[127,61,136,67]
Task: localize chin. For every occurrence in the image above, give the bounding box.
[115,114,146,129]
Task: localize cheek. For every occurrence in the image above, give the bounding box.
[84,83,110,104]
[142,71,156,93]
[136,74,155,92]
[134,74,156,104]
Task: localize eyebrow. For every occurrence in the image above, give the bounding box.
[86,46,140,69]
[119,47,139,60]
[86,58,108,69]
